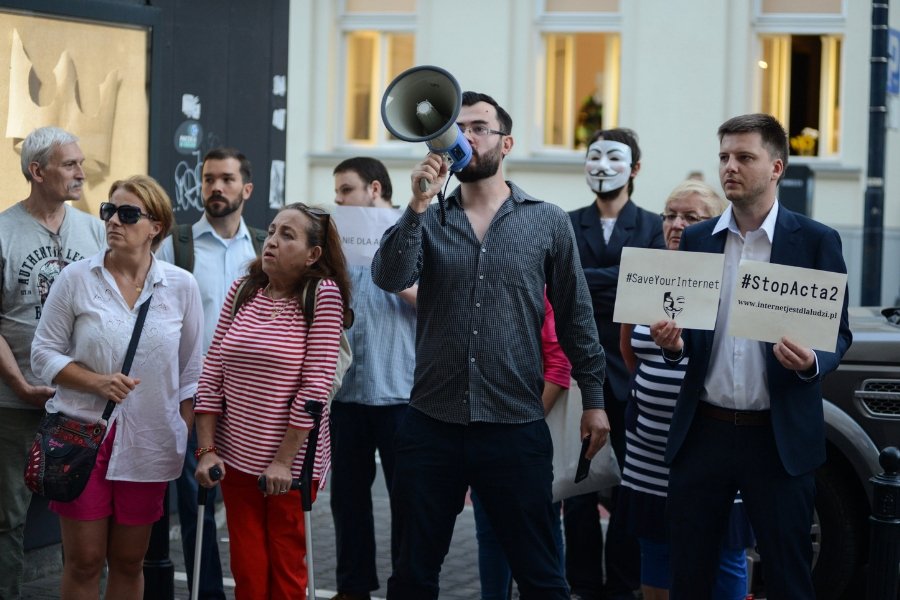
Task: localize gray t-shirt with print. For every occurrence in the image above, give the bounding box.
[0,202,106,409]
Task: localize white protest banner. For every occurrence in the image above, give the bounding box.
[331,206,402,267]
[728,260,847,352]
[613,247,724,329]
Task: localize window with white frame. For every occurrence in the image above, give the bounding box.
[538,1,621,150]
[756,0,844,157]
[340,1,415,144]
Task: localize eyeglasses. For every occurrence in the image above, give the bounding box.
[458,124,508,138]
[660,212,708,226]
[99,202,155,225]
[295,203,331,248]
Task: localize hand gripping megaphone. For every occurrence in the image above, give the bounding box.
[381,65,472,192]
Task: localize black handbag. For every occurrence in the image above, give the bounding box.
[23,297,152,502]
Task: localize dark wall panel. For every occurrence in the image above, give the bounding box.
[151,0,289,230]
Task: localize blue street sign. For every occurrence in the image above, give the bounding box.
[889,28,900,96]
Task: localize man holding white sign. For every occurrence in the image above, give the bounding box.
[329,157,416,600]
[649,114,852,599]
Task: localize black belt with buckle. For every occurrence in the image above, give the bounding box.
[697,402,770,426]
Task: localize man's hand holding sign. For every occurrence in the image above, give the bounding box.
[618,249,848,373]
[729,260,847,353]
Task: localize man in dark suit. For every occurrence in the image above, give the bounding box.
[650,113,852,599]
[568,128,664,600]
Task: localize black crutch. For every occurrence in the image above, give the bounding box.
[192,466,222,600]
[258,399,324,600]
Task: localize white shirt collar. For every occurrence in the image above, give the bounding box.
[90,250,168,290]
[712,199,780,243]
[193,213,252,242]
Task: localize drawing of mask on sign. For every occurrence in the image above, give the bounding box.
[663,291,685,320]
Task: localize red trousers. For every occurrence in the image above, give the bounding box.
[220,468,318,600]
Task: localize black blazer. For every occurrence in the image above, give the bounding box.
[665,206,852,476]
[569,199,665,403]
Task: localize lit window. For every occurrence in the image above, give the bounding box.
[542,32,620,149]
[759,33,843,157]
[344,31,414,144]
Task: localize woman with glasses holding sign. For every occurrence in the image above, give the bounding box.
[618,180,753,600]
[31,175,203,599]
[194,202,351,599]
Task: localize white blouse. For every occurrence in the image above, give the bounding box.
[31,250,204,482]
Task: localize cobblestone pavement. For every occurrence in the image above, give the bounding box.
[21,486,483,600]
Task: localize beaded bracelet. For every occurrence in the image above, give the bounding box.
[194,445,219,460]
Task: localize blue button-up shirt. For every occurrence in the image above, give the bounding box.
[333,265,416,406]
[372,181,605,425]
[156,215,258,351]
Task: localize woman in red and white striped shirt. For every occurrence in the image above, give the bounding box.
[194,202,351,600]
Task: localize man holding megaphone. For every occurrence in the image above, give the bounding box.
[373,87,609,600]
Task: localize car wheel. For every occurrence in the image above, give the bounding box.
[811,461,867,599]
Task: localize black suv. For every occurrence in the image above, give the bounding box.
[750,307,900,598]
[807,307,899,597]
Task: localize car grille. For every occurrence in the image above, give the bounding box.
[856,379,900,417]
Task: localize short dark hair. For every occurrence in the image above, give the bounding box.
[333,157,393,202]
[586,128,641,196]
[717,114,788,183]
[202,147,252,183]
[462,91,513,135]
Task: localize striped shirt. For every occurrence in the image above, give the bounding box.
[622,325,685,497]
[371,181,605,425]
[195,278,342,482]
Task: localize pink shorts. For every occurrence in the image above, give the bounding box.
[50,422,168,526]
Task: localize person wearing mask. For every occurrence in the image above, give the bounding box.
[567,128,664,600]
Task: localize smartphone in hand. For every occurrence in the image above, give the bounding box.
[575,435,592,483]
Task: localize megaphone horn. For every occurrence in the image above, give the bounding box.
[381,65,472,188]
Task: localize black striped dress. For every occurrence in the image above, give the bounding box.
[619,325,753,549]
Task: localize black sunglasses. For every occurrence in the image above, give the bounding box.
[99,202,155,225]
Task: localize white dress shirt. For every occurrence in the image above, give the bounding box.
[31,251,204,481]
[701,202,779,411]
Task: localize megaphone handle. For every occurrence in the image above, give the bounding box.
[418,178,428,193]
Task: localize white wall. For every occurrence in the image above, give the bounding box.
[286,0,900,305]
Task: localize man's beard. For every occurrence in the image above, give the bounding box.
[204,194,243,218]
[455,143,502,183]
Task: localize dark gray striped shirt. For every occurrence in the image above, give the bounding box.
[372,181,605,425]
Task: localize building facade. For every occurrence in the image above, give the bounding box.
[287,0,900,305]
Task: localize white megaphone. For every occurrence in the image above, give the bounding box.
[381,65,472,192]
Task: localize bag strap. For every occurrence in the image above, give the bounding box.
[230,277,259,319]
[300,278,354,330]
[248,226,267,256]
[101,296,153,422]
[172,224,194,273]
[300,279,319,328]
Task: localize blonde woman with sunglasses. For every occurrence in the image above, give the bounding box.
[31,175,203,598]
